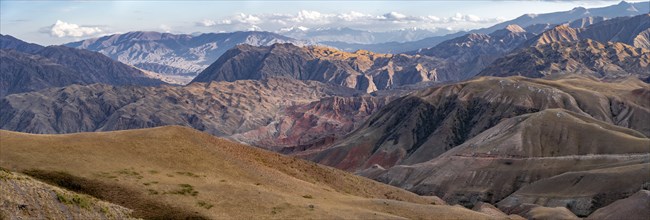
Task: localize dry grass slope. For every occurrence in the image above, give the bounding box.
[0,126,503,219]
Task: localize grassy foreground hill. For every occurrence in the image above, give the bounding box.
[0,126,510,219]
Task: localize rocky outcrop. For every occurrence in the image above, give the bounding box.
[479,39,649,79]
[192,43,444,92]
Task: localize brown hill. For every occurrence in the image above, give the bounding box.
[0,126,502,219]
[304,76,650,171]
[498,163,650,216]
[369,109,649,215]
[586,190,650,220]
[479,39,649,79]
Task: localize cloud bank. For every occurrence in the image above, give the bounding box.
[49,20,103,38]
[196,10,505,32]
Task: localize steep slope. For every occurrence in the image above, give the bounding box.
[0,169,136,219]
[0,126,501,219]
[192,43,444,92]
[0,78,357,136]
[304,76,650,171]
[371,109,649,214]
[479,39,649,79]
[0,35,164,97]
[65,31,307,83]
[523,14,650,48]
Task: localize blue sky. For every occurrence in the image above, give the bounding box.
[0,0,645,45]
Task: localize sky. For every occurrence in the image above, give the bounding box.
[0,0,646,45]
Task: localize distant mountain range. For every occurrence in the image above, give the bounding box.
[320,1,649,53]
[0,34,164,97]
[522,14,649,48]
[65,31,308,83]
[192,13,649,90]
[476,1,648,35]
[408,25,535,80]
[58,2,648,84]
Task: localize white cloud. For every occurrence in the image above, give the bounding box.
[159,24,171,33]
[338,11,369,21]
[198,19,217,27]
[197,10,504,33]
[49,20,103,38]
[295,10,325,21]
[247,25,262,31]
[235,13,261,24]
[381,12,407,20]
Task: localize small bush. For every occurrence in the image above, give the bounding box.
[56,192,91,209]
[147,189,159,195]
[168,184,198,196]
[197,201,213,209]
[302,195,313,199]
[176,172,201,178]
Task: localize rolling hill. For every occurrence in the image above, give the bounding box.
[0,126,507,219]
